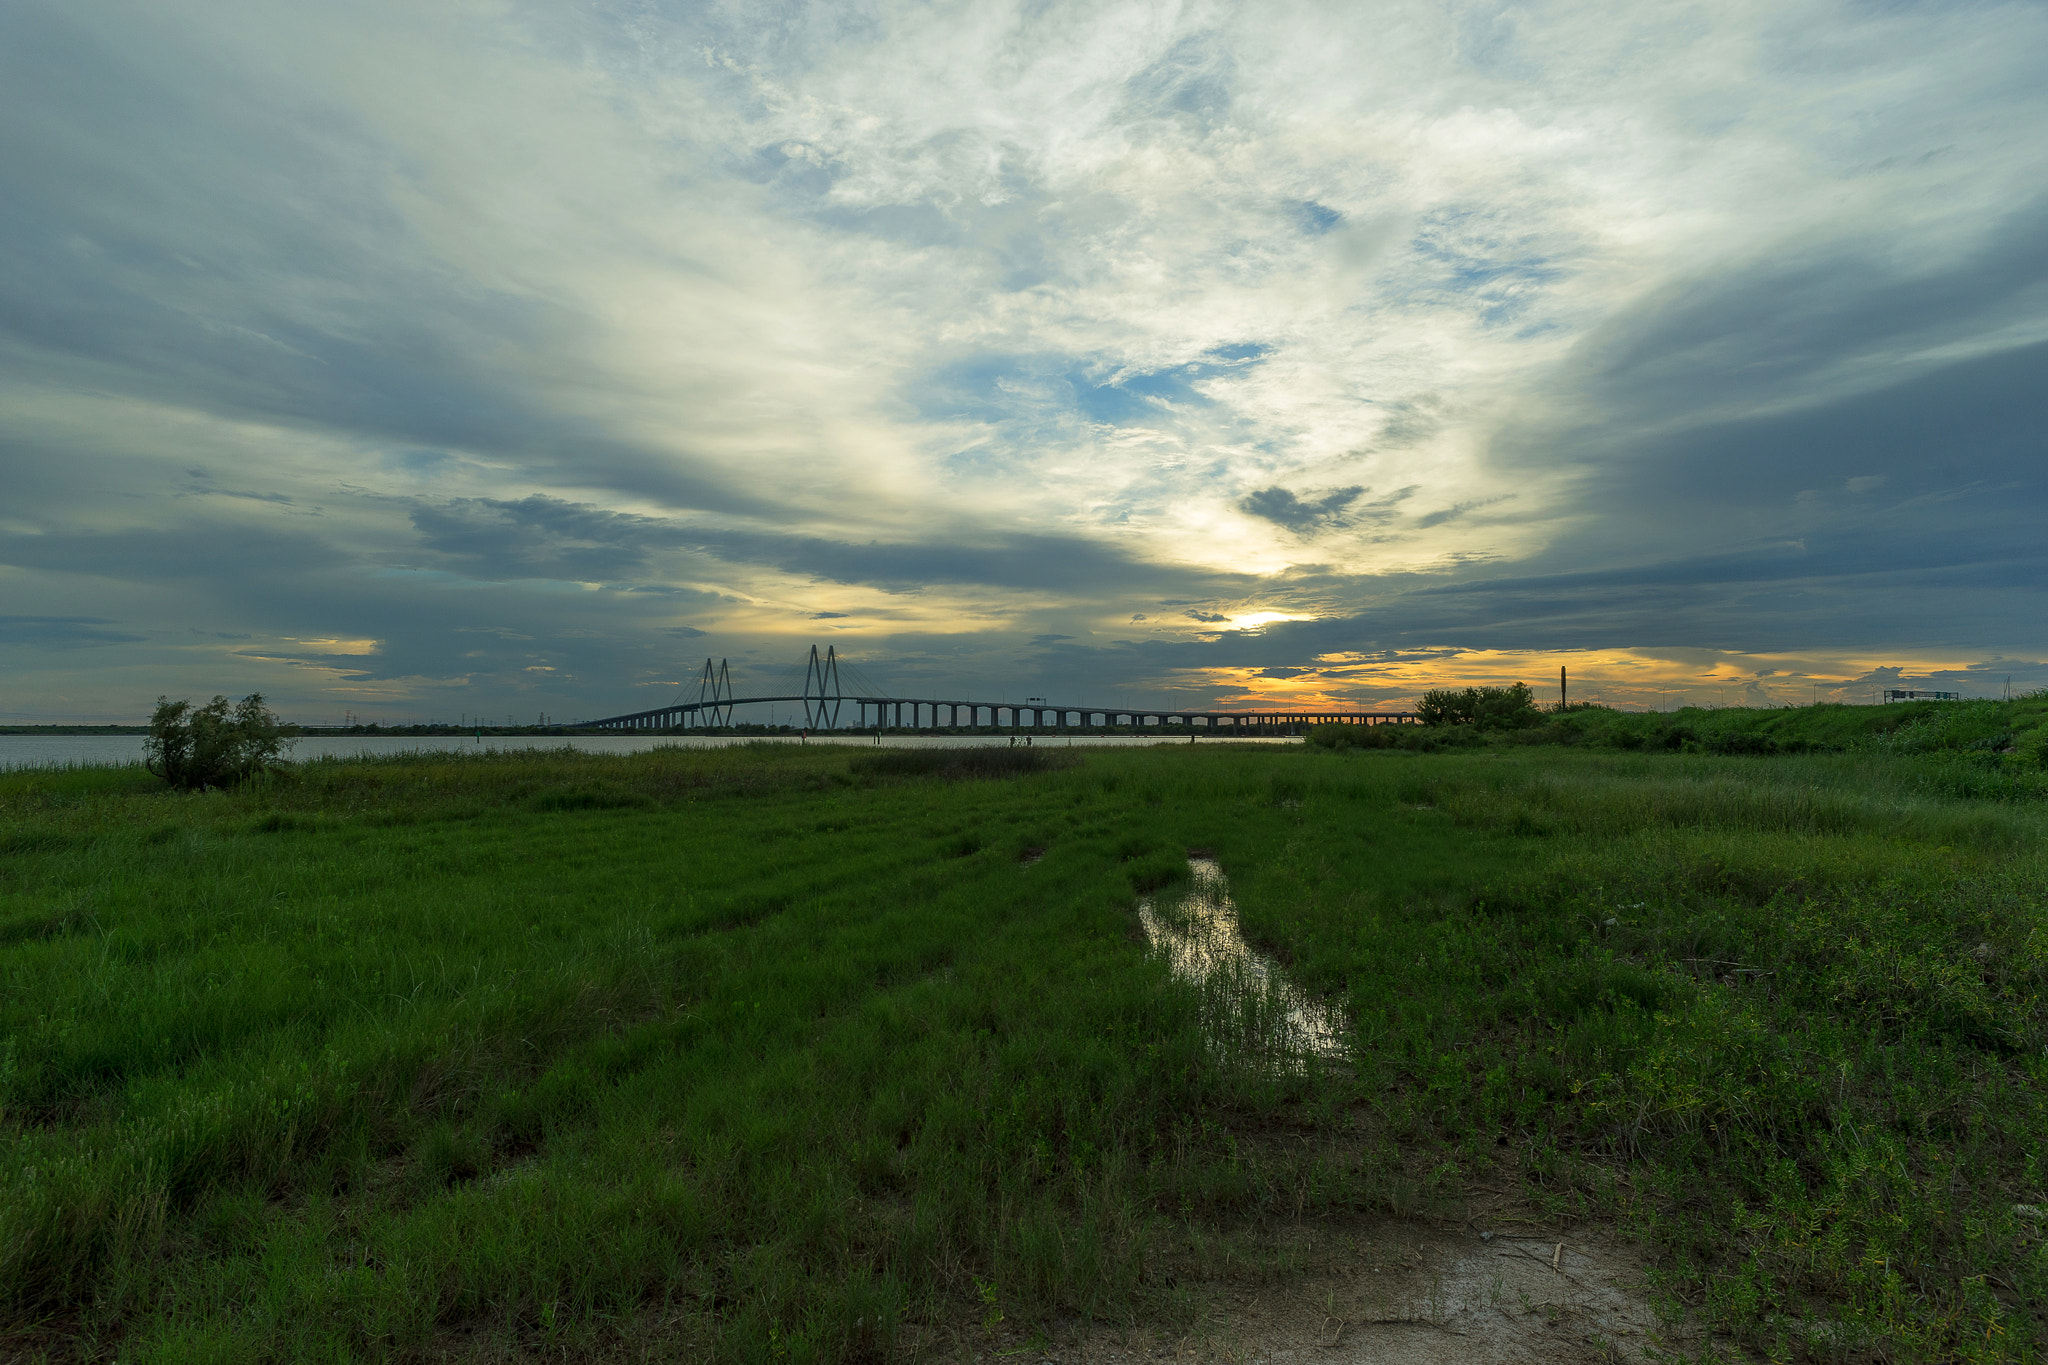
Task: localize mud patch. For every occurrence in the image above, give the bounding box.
[1214,1225,1667,1363]
[924,1219,1682,1363]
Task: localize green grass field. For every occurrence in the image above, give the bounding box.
[3,729,2045,1361]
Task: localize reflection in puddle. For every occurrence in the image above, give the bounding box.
[1139,858,1348,1063]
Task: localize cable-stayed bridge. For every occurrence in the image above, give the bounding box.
[580,646,1416,733]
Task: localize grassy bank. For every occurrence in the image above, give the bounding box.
[1314,693,2048,776]
[2,742,2044,1361]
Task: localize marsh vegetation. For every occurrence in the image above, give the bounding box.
[2,724,2044,1361]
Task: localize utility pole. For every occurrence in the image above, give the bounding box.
[1560,665,1567,713]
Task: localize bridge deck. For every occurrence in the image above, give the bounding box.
[579,694,1416,731]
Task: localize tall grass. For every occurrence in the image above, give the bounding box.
[1228,747,2048,1360]
[1,743,2043,1360]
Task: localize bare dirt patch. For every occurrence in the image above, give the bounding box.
[919,1216,1698,1365]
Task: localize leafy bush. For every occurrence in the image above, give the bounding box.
[1415,682,1541,729]
[1414,688,1465,726]
[145,694,291,790]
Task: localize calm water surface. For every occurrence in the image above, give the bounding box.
[0,731,1299,771]
[1139,857,1348,1061]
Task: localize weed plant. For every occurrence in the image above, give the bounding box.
[1,740,2043,1361]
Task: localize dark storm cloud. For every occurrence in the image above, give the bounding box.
[1563,197,2048,429]
[0,7,762,518]
[1240,485,1425,536]
[1578,338,2048,525]
[1238,485,1365,533]
[1402,195,2048,663]
[410,495,1248,596]
[408,499,666,583]
[0,616,145,647]
[707,526,1216,594]
[0,522,351,582]
[0,501,738,715]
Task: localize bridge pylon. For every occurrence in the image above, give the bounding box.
[695,658,734,728]
[802,645,843,729]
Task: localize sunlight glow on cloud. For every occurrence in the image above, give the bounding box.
[1227,612,1313,633]
[1200,648,2028,714]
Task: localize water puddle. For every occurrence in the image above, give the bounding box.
[1139,858,1349,1063]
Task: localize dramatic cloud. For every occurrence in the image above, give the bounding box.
[2,0,2044,720]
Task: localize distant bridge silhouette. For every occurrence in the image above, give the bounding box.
[580,646,1417,733]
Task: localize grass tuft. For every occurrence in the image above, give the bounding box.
[848,745,1079,781]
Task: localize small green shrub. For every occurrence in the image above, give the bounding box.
[144,694,291,790]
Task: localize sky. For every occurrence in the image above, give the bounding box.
[3,0,2045,725]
